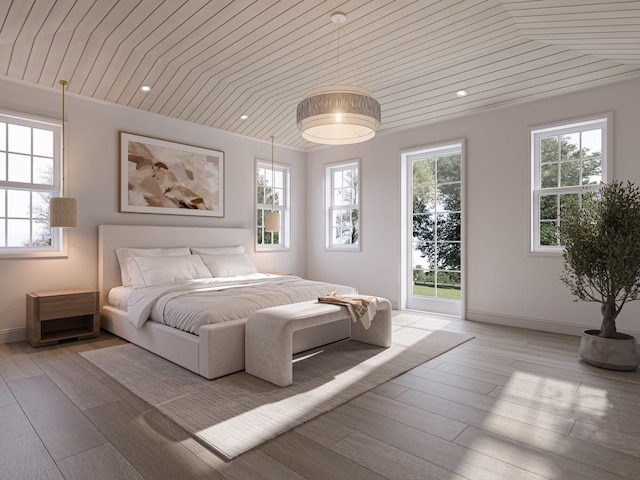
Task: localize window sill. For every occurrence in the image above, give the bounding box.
[529,248,564,257]
[0,250,68,259]
[255,246,292,253]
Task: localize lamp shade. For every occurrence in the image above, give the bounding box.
[297,85,381,145]
[264,210,281,233]
[49,197,77,228]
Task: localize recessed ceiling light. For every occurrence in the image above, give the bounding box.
[140,85,151,92]
[456,90,467,97]
[240,114,249,120]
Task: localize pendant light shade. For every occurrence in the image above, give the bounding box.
[264,135,280,233]
[264,210,280,233]
[49,79,77,229]
[297,85,381,145]
[297,13,381,145]
[49,197,77,228]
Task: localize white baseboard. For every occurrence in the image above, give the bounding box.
[466,309,640,340]
[0,327,26,344]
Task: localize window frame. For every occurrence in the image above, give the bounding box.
[255,158,290,251]
[324,159,361,251]
[530,114,610,254]
[0,110,65,258]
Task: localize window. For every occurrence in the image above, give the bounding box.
[256,160,290,250]
[531,116,609,253]
[325,160,360,250]
[0,111,63,256]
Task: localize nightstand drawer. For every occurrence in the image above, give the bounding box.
[26,289,100,347]
[38,292,98,321]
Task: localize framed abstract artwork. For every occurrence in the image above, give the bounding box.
[120,132,224,217]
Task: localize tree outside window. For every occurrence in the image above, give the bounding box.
[532,117,608,252]
[326,161,360,250]
[411,149,462,300]
[256,160,289,250]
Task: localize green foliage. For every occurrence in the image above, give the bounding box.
[538,133,602,247]
[560,181,640,338]
[412,283,461,300]
[256,170,282,246]
[257,172,279,206]
[540,132,601,189]
[412,154,461,271]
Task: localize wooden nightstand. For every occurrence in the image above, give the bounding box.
[26,289,99,347]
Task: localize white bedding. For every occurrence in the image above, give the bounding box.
[123,274,357,334]
[108,286,132,311]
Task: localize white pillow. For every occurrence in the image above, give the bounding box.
[190,245,245,255]
[130,255,211,287]
[116,247,190,287]
[200,253,257,277]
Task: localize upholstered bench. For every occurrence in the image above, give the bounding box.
[245,298,392,386]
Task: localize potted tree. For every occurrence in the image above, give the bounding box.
[560,180,640,370]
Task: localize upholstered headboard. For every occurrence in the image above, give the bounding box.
[98,225,252,308]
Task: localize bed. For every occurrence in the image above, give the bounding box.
[98,224,354,379]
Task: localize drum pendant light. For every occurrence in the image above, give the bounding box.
[296,13,381,145]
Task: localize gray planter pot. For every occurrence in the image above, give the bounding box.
[578,330,640,371]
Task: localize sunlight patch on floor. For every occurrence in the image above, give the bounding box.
[496,371,610,416]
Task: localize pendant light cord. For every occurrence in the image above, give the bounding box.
[270,135,275,211]
[60,80,68,196]
[336,21,340,80]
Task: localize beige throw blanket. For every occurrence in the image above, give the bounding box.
[317,292,378,329]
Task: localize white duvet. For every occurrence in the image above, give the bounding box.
[125,274,357,334]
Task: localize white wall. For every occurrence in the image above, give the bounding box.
[306,75,640,337]
[4,74,640,342]
[0,77,306,342]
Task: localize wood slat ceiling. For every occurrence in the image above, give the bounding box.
[1,0,639,150]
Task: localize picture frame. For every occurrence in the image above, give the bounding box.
[120,132,224,217]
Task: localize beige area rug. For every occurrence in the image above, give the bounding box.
[81,327,472,460]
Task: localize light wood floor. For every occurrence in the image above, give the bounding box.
[1,312,639,480]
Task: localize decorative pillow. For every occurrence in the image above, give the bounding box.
[115,247,190,287]
[200,253,257,277]
[130,255,211,288]
[190,245,245,255]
